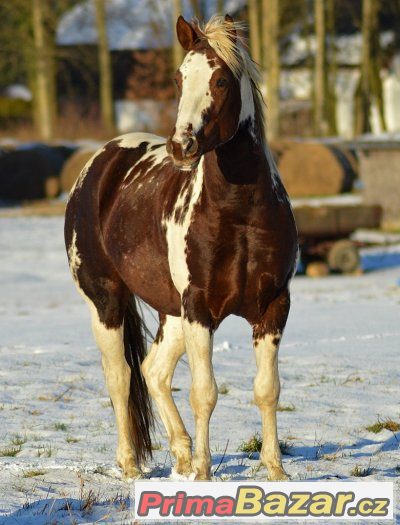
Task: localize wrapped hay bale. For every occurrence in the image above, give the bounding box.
[60,148,97,192]
[0,145,69,201]
[276,142,357,197]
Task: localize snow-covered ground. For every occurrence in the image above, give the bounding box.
[0,217,399,524]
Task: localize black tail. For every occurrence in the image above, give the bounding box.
[123,296,154,465]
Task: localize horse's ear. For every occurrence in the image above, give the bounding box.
[224,14,237,43]
[176,16,198,51]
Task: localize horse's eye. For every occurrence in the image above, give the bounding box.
[174,78,179,86]
[216,77,227,88]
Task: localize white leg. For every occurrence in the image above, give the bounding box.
[253,333,288,480]
[142,315,192,476]
[91,309,140,479]
[182,318,217,480]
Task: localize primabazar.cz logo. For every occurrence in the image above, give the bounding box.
[133,481,393,521]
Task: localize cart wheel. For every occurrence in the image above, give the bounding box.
[327,240,360,273]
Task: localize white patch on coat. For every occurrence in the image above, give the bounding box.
[121,142,169,189]
[67,229,82,280]
[163,158,204,295]
[117,132,165,149]
[174,52,219,141]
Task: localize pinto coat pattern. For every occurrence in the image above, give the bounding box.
[64,15,298,481]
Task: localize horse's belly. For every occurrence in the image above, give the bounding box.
[110,243,182,316]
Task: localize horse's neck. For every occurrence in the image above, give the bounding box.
[205,122,274,191]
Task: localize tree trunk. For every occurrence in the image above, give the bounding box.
[32,0,54,141]
[355,0,386,134]
[314,0,331,136]
[172,0,184,71]
[94,0,114,133]
[326,0,337,135]
[248,0,261,65]
[262,0,280,140]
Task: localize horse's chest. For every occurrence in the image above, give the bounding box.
[184,209,295,324]
[162,160,205,296]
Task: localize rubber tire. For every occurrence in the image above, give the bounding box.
[327,240,360,274]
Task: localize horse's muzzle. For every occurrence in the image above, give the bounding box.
[166,135,200,171]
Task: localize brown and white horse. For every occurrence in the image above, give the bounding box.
[65,15,298,481]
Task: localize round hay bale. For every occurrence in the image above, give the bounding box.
[60,148,97,192]
[0,145,66,201]
[277,142,357,198]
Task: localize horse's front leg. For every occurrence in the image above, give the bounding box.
[141,315,193,477]
[252,289,291,481]
[182,313,217,480]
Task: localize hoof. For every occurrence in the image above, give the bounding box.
[194,472,211,480]
[122,465,142,481]
[267,466,289,481]
[171,467,196,481]
[118,458,142,481]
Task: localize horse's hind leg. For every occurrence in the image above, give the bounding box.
[90,301,141,479]
[252,288,291,481]
[142,315,193,477]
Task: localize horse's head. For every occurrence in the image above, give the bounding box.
[166,15,250,171]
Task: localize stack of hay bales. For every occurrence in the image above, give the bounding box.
[0,145,74,201]
[60,147,98,193]
[270,141,358,197]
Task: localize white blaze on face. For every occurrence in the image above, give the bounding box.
[174,52,219,142]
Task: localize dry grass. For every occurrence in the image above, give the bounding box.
[238,433,293,457]
[0,108,112,143]
[351,464,374,477]
[366,418,400,434]
[279,440,294,455]
[22,469,47,478]
[238,434,262,455]
[0,445,22,457]
[218,383,229,395]
[277,403,296,412]
[36,445,53,458]
[54,422,68,432]
[10,434,27,446]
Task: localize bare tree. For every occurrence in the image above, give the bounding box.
[314,0,336,135]
[32,0,55,140]
[94,0,114,132]
[326,0,337,134]
[262,0,280,139]
[172,0,184,71]
[355,0,386,134]
[248,0,261,64]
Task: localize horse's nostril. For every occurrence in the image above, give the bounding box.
[184,137,198,157]
[186,138,194,151]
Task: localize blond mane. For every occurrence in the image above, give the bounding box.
[195,15,266,142]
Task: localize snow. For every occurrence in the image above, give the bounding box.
[0,216,399,524]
